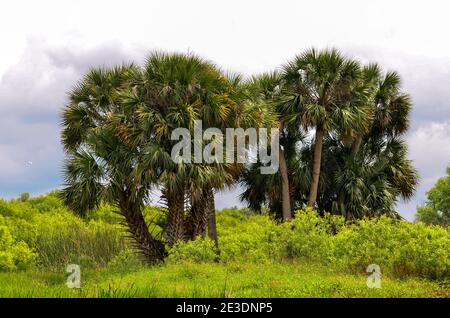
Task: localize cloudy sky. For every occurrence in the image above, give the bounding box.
[1,0,449,219]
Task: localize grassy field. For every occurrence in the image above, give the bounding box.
[1,193,449,298]
[0,261,448,298]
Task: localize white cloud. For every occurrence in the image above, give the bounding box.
[397,121,450,219]
[2,0,450,76]
[0,40,141,198]
[0,0,449,218]
[407,121,450,182]
[0,116,62,191]
[0,38,143,117]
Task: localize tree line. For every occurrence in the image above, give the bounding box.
[60,48,418,263]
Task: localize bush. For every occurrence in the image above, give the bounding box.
[334,216,450,279]
[281,208,344,263]
[1,192,449,280]
[0,225,36,271]
[415,166,450,226]
[167,239,218,264]
[20,193,30,202]
[165,208,450,280]
[217,209,284,263]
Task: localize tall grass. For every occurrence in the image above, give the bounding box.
[0,262,447,298]
[1,193,449,282]
[32,221,127,268]
[0,194,131,269]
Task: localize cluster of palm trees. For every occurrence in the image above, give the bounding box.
[61,49,418,263]
[241,49,418,221]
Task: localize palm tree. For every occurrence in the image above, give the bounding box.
[335,67,417,218]
[61,65,166,263]
[241,72,301,220]
[239,150,306,219]
[304,133,417,219]
[287,60,417,219]
[127,52,246,248]
[240,51,417,220]
[281,48,371,207]
[61,52,242,261]
[350,66,412,156]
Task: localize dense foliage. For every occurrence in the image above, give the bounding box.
[1,193,448,281]
[240,52,418,220]
[60,52,272,262]
[171,208,450,280]
[60,49,420,262]
[416,167,450,226]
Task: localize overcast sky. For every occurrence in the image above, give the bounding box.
[1,0,449,220]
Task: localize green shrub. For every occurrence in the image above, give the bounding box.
[19,193,30,202]
[280,208,343,263]
[28,191,63,212]
[164,208,449,280]
[217,209,283,263]
[0,225,36,271]
[1,193,449,280]
[166,209,284,264]
[167,239,218,263]
[334,216,450,279]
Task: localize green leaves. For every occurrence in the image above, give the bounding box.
[241,47,417,218]
[61,51,247,231]
[59,47,419,257]
[302,103,328,127]
[0,225,36,271]
[416,167,450,226]
[61,150,106,216]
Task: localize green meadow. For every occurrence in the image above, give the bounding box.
[0,192,448,298]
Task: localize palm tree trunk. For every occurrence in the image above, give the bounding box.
[205,188,220,255]
[189,192,208,239]
[165,189,186,247]
[119,197,166,263]
[279,146,292,220]
[340,135,362,216]
[351,135,362,156]
[308,127,325,207]
[337,191,346,215]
